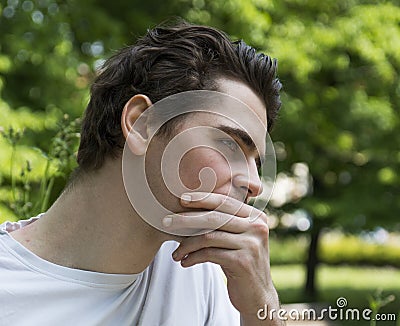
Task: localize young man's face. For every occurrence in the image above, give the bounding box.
[144,78,267,215]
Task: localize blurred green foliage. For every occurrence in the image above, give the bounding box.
[269,235,308,265]
[1,0,399,300]
[319,233,400,268]
[269,233,400,267]
[267,1,400,231]
[0,0,399,229]
[368,289,396,326]
[0,115,79,219]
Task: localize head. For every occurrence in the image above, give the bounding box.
[76,21,282,214]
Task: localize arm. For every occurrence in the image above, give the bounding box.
[240,287,285,325]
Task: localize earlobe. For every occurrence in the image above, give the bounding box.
[126,132,147,156]
[121,94,153,156]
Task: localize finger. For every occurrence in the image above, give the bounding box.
[179,247,246,270]
[180,192,266,222]
[172,230,244,261]
[162,211,249,234]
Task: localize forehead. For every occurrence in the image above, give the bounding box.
[178,78,267,129]
[216,78,267,127]
[175,79,267,153]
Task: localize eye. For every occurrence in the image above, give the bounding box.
[220,139,239,152]
[256,157,261,170]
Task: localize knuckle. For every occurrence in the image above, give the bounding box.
[217,195,226,207]
[207,212,227,227]
[206,212,216,224]
[223,195,235,209]
[253,221,269,238]
[203,231,216,242]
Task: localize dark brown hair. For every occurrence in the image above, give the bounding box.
[77,21,282,171]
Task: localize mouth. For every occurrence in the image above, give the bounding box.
[215,189,248,204]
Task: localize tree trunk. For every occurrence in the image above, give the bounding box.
[304,225,322,300]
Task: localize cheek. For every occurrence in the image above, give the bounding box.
[179,148,231,191]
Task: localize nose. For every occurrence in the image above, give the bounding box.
[233,158,263,199]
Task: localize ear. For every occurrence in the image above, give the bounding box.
[121,94,153,156]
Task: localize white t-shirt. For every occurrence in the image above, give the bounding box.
[0,218,240,326]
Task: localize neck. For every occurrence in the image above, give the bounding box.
[11,158,177,274]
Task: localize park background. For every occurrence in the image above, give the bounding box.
[0,0,399,324]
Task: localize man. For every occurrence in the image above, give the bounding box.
[0,21,284,325]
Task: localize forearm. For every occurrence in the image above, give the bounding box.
[240,287,286,326]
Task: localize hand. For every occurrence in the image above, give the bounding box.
[162,191,280,317]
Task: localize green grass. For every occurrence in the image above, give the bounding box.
[271,264,400,325]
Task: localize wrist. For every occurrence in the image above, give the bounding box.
[240,286,285,325]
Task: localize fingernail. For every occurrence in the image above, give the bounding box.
[162,217,172,227]
[181,194,191,204]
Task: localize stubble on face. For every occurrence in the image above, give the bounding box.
[143,78,268,215]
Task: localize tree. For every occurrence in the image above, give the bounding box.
[264,1,400,297]
[1,0,399,299]
[165,0,400,297]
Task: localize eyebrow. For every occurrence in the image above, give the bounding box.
[216,125,265,167]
